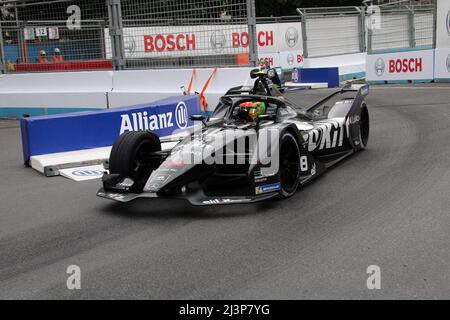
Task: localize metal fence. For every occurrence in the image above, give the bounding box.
[0,0,256,73]
[297,7,366,58]
[0,0,109,73]
[297,2,435,58]
[367,3,435,53]
[0,0,438,74]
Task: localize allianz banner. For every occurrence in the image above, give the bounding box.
[20,95,200,164]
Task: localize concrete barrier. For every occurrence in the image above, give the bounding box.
[0,67,253,117]
[0,71,113,117]
[108,67,253,111]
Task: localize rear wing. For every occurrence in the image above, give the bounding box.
[306,84,369,113]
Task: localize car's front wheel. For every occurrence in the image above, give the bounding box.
[108,131,161,192]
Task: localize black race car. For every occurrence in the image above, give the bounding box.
[97,69,370,205]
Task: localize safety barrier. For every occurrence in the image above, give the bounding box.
[0,67,253,118]
[366,49,435,83]
[292,67,339,88]
[108,67,253,111]
[366,0,450,84]
[15,60,113,72]
[20,95,200,164]
[0,71,113,117]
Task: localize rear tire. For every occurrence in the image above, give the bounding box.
[278,132,301,199]
[109,131,161,191]
[356,103,370,151]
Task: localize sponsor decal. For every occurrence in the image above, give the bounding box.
[447,54,450,73]
[119,101,188,134]
[72,169,104,177]
[100,192,127,201]
[307,119,345,152]
[175,101,188,129]
[232,31,274,48]
[286,53,295,66]
[144,33,196,52]
[310,163,316,176]
[447,9,450,36]
[202,198,249,205]
[123,32,136,57]
[254,169,268,183]
[160,160,185,168]
[375,58,385,76]
[285,27,299,48]
[255,183,281,195]
[388,58,422,73]
[349,115,361,125]
[210,30,226,53]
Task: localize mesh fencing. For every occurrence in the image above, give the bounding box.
[0,0,110,72]
[116,0,253,69]
[298,3,435,58]
[0,0,437,73]
[0,0,255,73]
[368,4,434,53]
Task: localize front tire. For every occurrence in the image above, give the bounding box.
[109,131,161,191]
[278,132,301,198]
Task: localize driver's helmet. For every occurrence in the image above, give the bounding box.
[259,59,270,68]
[239,101,266,121]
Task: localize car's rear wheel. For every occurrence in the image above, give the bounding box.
[357,103,370,151]
[109,131,161,191]
[279,132,301,198]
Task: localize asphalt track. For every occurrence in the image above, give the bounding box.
[0,84,449,299]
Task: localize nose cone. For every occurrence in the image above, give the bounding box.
[143,127,255,193]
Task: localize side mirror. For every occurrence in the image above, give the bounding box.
[189,114,207,126]
[250,68,260,79]
[189,114,205,122]
[256,114,275,130]
[257,114,275,122]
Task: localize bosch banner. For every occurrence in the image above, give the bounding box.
[20,95,200,164]
[104,23,303,59]
[366,50,434,82]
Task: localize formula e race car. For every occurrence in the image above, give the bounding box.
[97,68,370,205]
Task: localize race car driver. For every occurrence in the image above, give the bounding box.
[238,101,266,122]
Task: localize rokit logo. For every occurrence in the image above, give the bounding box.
[306,119,345,152]
[375,58,385,76]
[119,102,188,134]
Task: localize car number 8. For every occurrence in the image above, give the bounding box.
[300,156,308,171]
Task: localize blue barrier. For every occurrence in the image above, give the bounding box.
[292,67,340,88]
[20,95,200,164]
